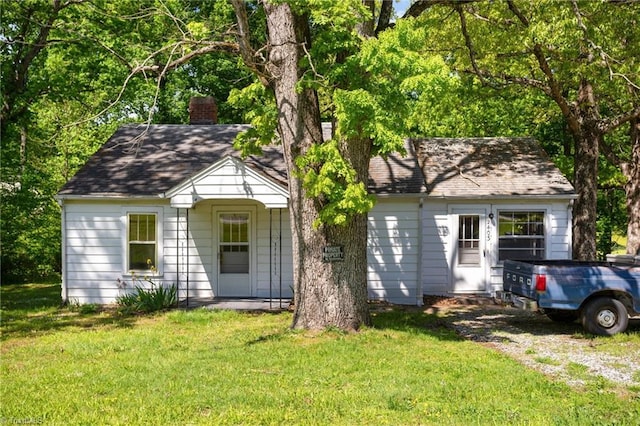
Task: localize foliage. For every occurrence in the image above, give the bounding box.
[228,81,279,156]
[295,139,374,227]
[116,272,177,314]
[2,284,640,424]
[410,1,640,257]
[0,0,251,282]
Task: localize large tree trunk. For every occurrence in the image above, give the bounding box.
[264,2,371,330]
[571,80,600,261]
[571,128,599,260]
[623,117,640,255]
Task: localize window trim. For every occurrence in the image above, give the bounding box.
[121,207,164,275]
[497,209,546,262]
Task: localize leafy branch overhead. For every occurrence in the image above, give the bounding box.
[418,0,640,257]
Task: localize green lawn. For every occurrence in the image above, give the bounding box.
[1,283,639,425]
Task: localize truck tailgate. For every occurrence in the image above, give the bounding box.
[503,260,539,300]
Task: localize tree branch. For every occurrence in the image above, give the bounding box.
[505,0,579,135]
[506,0,529,26]
[375,0,393,35]
[129,41,239,76]
[455,3,488,86]
[358,0,375,37]
[230,0,271,86]
[600,104,640,134]
[570,0,639,92]
[2,0,87,127]
[402,0,465,19]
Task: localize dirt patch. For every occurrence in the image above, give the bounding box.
[424,296,640,395]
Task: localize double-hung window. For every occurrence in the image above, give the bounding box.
[128,213,157,271]
[498,211,545,261]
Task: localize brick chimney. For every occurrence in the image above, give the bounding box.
[189,96,218,124]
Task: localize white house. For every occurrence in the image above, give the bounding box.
[57,99,575,305]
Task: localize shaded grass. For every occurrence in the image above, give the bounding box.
[1,284,640,425]
[1,282,137,340]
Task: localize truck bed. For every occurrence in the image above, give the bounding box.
[503,259,640,312]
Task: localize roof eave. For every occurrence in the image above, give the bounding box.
[424,193,577,200]
[55,194,165,205]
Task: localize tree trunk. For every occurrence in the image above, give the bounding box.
[571,80,600,261]
[264,2,371,330]
[571,129,599,260]
[623,117,640,255]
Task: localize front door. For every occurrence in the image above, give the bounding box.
[451,207,488,293]
[217,212,251,297]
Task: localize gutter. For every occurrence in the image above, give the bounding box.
[55,194,164,201]
[423,193,578,201]
[57,198,68,303]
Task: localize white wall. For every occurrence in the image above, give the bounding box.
[421,198,573,296]
[421,200,451,295]
[62,197,422,305]
[62,199,296,304]
[62,195,571,304]
[62,200,170,304]
[367,198,421,305]
[255,207,293,298]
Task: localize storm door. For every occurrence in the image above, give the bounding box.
[451,207,488,293]
[217,212,251,297]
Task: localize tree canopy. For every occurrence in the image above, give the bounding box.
[414,0,640,257]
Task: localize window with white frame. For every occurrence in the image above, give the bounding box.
[498,211,545,261]
[128,213,157,271]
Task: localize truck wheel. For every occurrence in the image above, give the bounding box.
[581,297,629,336]
[544,309,578,323]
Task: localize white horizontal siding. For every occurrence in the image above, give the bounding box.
[421,201,450,294]
[254,206,293,298]
[367,199,420,304]
[549,202,572,260]
[421,199,573,297]
[173,204,214,299]
[169,159,288,208]
[62,202,127,304]
[63,196,425,305]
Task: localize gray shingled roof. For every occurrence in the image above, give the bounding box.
[58,125,573,199]
[414,137,575,197]
[58,124,426,197]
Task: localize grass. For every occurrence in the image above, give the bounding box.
[534,356,561,366]
[2,283,640,425]
[611,233,628,254]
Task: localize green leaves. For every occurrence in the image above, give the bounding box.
[295,140,374,228]
[229,82,278,157]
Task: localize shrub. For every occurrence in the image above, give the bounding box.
[116,272,176,314]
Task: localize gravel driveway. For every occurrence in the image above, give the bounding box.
[425,297,640,393]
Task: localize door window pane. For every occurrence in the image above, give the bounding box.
[458,215,480,265]
[219,214,249,243]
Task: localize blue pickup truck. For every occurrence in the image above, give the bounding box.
[502,255,640,336]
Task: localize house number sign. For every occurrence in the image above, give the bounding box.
[322,246,344,262]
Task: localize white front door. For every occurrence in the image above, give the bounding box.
[451,207,488,293]
[217,212,252,297]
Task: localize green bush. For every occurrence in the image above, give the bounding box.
[116,274,176,314]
